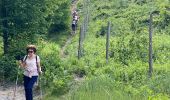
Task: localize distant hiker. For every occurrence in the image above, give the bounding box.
[71,10,79,34]
[19,45,42,100]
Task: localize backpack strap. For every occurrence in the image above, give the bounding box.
[36,55,38,67]
[36,55,40,74]
[36,55,37,61]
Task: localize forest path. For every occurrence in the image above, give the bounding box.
[60,0,78,57]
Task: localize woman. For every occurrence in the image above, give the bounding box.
[19,45,42,100]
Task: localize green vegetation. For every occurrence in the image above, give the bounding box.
[0,37,3,55]
[0,0,71,80]
[48,0,170,99]
[0,0,170,100]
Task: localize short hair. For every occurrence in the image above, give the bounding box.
[26,44,37,53]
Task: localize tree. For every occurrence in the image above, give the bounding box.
[0,0,71,81]
[1,0,9,54]
[0,0,71,55]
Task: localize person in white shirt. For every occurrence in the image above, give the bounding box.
[19,45,42,100]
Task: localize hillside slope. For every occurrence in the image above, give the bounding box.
[56,0,170,99]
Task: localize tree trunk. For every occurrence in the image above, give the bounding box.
[148,13,153,78]
[78,26,83,59]
[106,21,111,64]
[1,0,9,54]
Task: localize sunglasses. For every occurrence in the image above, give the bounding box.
[28,51,34,53]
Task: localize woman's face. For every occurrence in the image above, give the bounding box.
[28,49,34,56]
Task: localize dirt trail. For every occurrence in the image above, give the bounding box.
[0,83,42,100]
[0,84,25,100]
[60,0,79,57]
[60,36,73,57]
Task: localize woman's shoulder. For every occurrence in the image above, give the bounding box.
[35,55,40,57]
[35,55,40,60]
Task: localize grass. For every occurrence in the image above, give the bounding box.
[47,31,71,47]
[44,75,147,100]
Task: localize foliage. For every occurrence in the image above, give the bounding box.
[56,0,170,99]
[0,0,71,54]
[0,0,170,99]
[44,74,170,100]
[0,0,71,82]
[0,55,17,81]
[48,0,71,33]
[37,39,72,96]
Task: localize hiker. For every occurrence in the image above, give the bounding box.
[71,10,79,34]
[19,45,42,100]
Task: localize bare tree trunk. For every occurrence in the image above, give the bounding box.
[78,26,83,59]
[106,21,111,64]
[148,13,153,78]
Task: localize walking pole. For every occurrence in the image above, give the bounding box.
[13,61,20,100]
[39,75,42,100]
[39,66,46,100]
[38,71,43,100]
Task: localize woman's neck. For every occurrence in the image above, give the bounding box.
[28,54,35,58]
